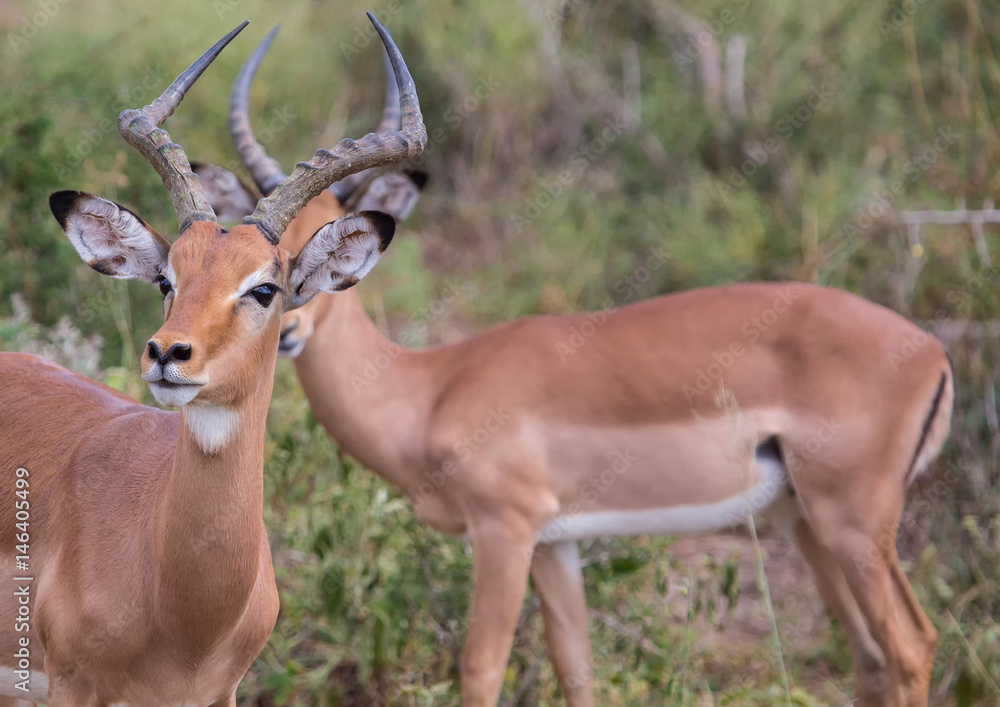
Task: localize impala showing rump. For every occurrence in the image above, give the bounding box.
[306,282,951,707]
[201,15,954,704]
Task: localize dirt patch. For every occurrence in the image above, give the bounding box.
[663,532,855,704]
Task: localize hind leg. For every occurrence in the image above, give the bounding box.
[886,548,938,701]
[791,514,891,700]
[826,527,934,706]
[792,465,937,706]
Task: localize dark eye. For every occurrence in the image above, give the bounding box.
[249,283,277,308]
[158,278,172,297]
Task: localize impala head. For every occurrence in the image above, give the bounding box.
[192,25,427,359]
[50,15,426,408]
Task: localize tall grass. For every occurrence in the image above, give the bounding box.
[1,0,998,704]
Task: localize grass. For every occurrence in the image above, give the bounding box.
[2,0,999,704]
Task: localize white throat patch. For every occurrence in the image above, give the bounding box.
[183,405,241,455]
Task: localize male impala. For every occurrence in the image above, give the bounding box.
[195,29,954,707]
[0,14,425,706]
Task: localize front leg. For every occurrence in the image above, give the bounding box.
[462,514,536,707]
[531,541,595,707]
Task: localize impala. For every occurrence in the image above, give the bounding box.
[0,14,425,706]
[194,29,954,707]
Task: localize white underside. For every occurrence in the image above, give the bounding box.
[539,453,790,543]
[0,667,48,702]
[0,666,202,706]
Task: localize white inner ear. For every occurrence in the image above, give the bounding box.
[352,174,420,221]
[64,197,167,281]
[291,215,383,300]
[193,163,258,221]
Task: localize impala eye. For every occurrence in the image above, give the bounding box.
[249,283,277,308]
[158,278,172,297]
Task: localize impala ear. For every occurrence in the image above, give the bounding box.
[343,170,427,222]
[287,211,395,309]
[49,191,170,283]
[191,162,260,221]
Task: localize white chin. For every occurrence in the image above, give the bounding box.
[149,382,201,407]
[277,339,306,359]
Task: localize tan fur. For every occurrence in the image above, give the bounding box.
[276,191,953,706]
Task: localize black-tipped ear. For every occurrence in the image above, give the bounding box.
[358,210,396,253]
[287,211,396,308]
[49,190,86,230]
[406,170,429,190]
[345,173,423,222]
[49,192,170,283]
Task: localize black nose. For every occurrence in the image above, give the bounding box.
[147,341,193,366]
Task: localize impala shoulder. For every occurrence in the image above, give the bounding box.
[424,402,520,464]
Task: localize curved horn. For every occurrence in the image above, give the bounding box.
[243,13,426,245]
[328,47,402,204]
[118,22,248,232]
[229,24,287,196]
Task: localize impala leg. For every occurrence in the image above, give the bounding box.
[461,516,536,707]
[792,517,890,700]
[833,537,932,707]
[530,540,595,707]
[796,491,935,707]
[0,698,36,707]
[887,548,937,703]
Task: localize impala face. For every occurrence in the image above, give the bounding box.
[50,191,395,408]
[277,303,317,358]
[143,222,288,407]
[276,172,425,358]
[192,168,425,361]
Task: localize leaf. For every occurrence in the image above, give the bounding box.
[610,556,648,576]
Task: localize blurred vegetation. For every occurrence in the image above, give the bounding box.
[2,0,999,704]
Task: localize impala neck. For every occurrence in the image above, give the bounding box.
[293,290,434,484]
[155,355,276,645]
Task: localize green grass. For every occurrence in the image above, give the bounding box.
[2,0,999,704]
